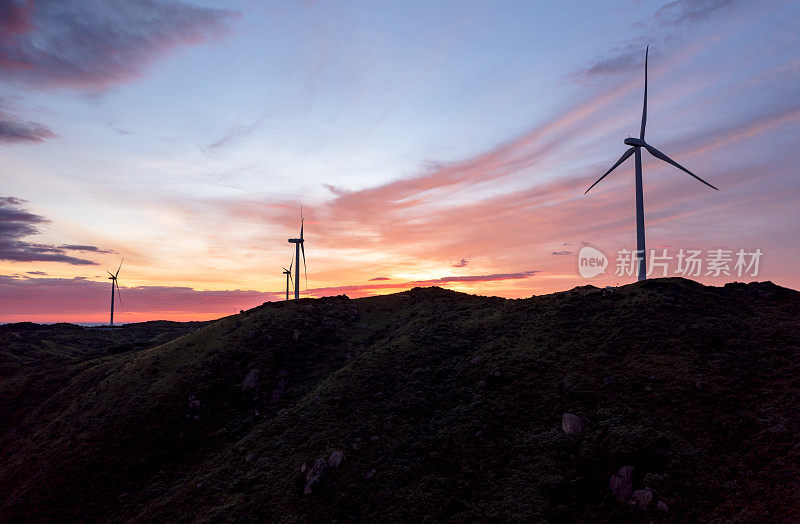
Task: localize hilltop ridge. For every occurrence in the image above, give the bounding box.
[1,278,799,522]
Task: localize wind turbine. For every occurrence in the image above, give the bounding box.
[584,46,718,281]
[287,207,307,299]
[107,259,123,326]
[282,258,293,301]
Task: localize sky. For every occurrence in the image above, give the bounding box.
[1,0,799,322]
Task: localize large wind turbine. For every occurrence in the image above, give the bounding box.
[282,258,293,301]
[107,259,123,326]
[585,46,718,281]
[287,208,307,299]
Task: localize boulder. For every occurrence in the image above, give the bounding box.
[241,369,260,392]
[271,372,289,403]
[303,476,318,495]
[618,465,634,480]
[609,467,633,503]
[628,489,653,510]
[561,413,585,435]
[328,451,345,469]
[303,458,328,495]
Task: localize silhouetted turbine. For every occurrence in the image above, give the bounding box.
[287,207,307,299]
[282,258,293,301]
[107,259,123,326]
[585,46,718,281]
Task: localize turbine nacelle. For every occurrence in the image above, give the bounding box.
[624,137,647,147]
[288,238,304,243]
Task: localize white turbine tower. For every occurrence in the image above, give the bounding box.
[107,259,123,326]
[287,208,307,299]
[585,46,718,281]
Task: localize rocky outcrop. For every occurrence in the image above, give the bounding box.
[628,488,653,511]
[561,413,585,435]
[609,466,634,503]
[328,451,345,469]
[241,369,259,392]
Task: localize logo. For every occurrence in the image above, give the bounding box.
[578,246,608,278]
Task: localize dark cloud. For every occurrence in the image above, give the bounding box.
[452,256,471,268]
[0,197,109,265]
[584,44,647,77]
[0,116,56,143]
[312,271,540,296]
[551,251,573,256]
[59,244,116,254]
[26,271,47,275]
[368,277,390,281]
[422,272,538,284]
[582,0,744,78]
[0,0,237,91]
[655,0,737,25]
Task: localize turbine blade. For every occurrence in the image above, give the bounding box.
[115,258,124,278]
[585,147,635,194]
[116,281,124,310]
[301,242,307,295]
[640,45,648,140]
[643,144,719,190]
[107,271,115,278]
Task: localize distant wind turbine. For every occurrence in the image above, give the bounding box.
[584,46,718,281]
[107,259,123,326]
[282,257,293,301]
[287,207,307,299]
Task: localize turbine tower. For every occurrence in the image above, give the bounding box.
[585,46,718,281]
[287,208,307,299]
[282,258,293,301]
[107,259,123,326]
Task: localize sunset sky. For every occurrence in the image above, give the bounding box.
[2,0,799,322]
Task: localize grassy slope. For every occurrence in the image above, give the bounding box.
[0,321,208,461]
[1,279,798,522]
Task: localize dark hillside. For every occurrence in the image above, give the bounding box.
[1,279,798,522]
[0,321,209,451]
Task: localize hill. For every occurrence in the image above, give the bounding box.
[1,278,798,522]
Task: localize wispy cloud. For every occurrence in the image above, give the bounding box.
[204,114,266,152]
